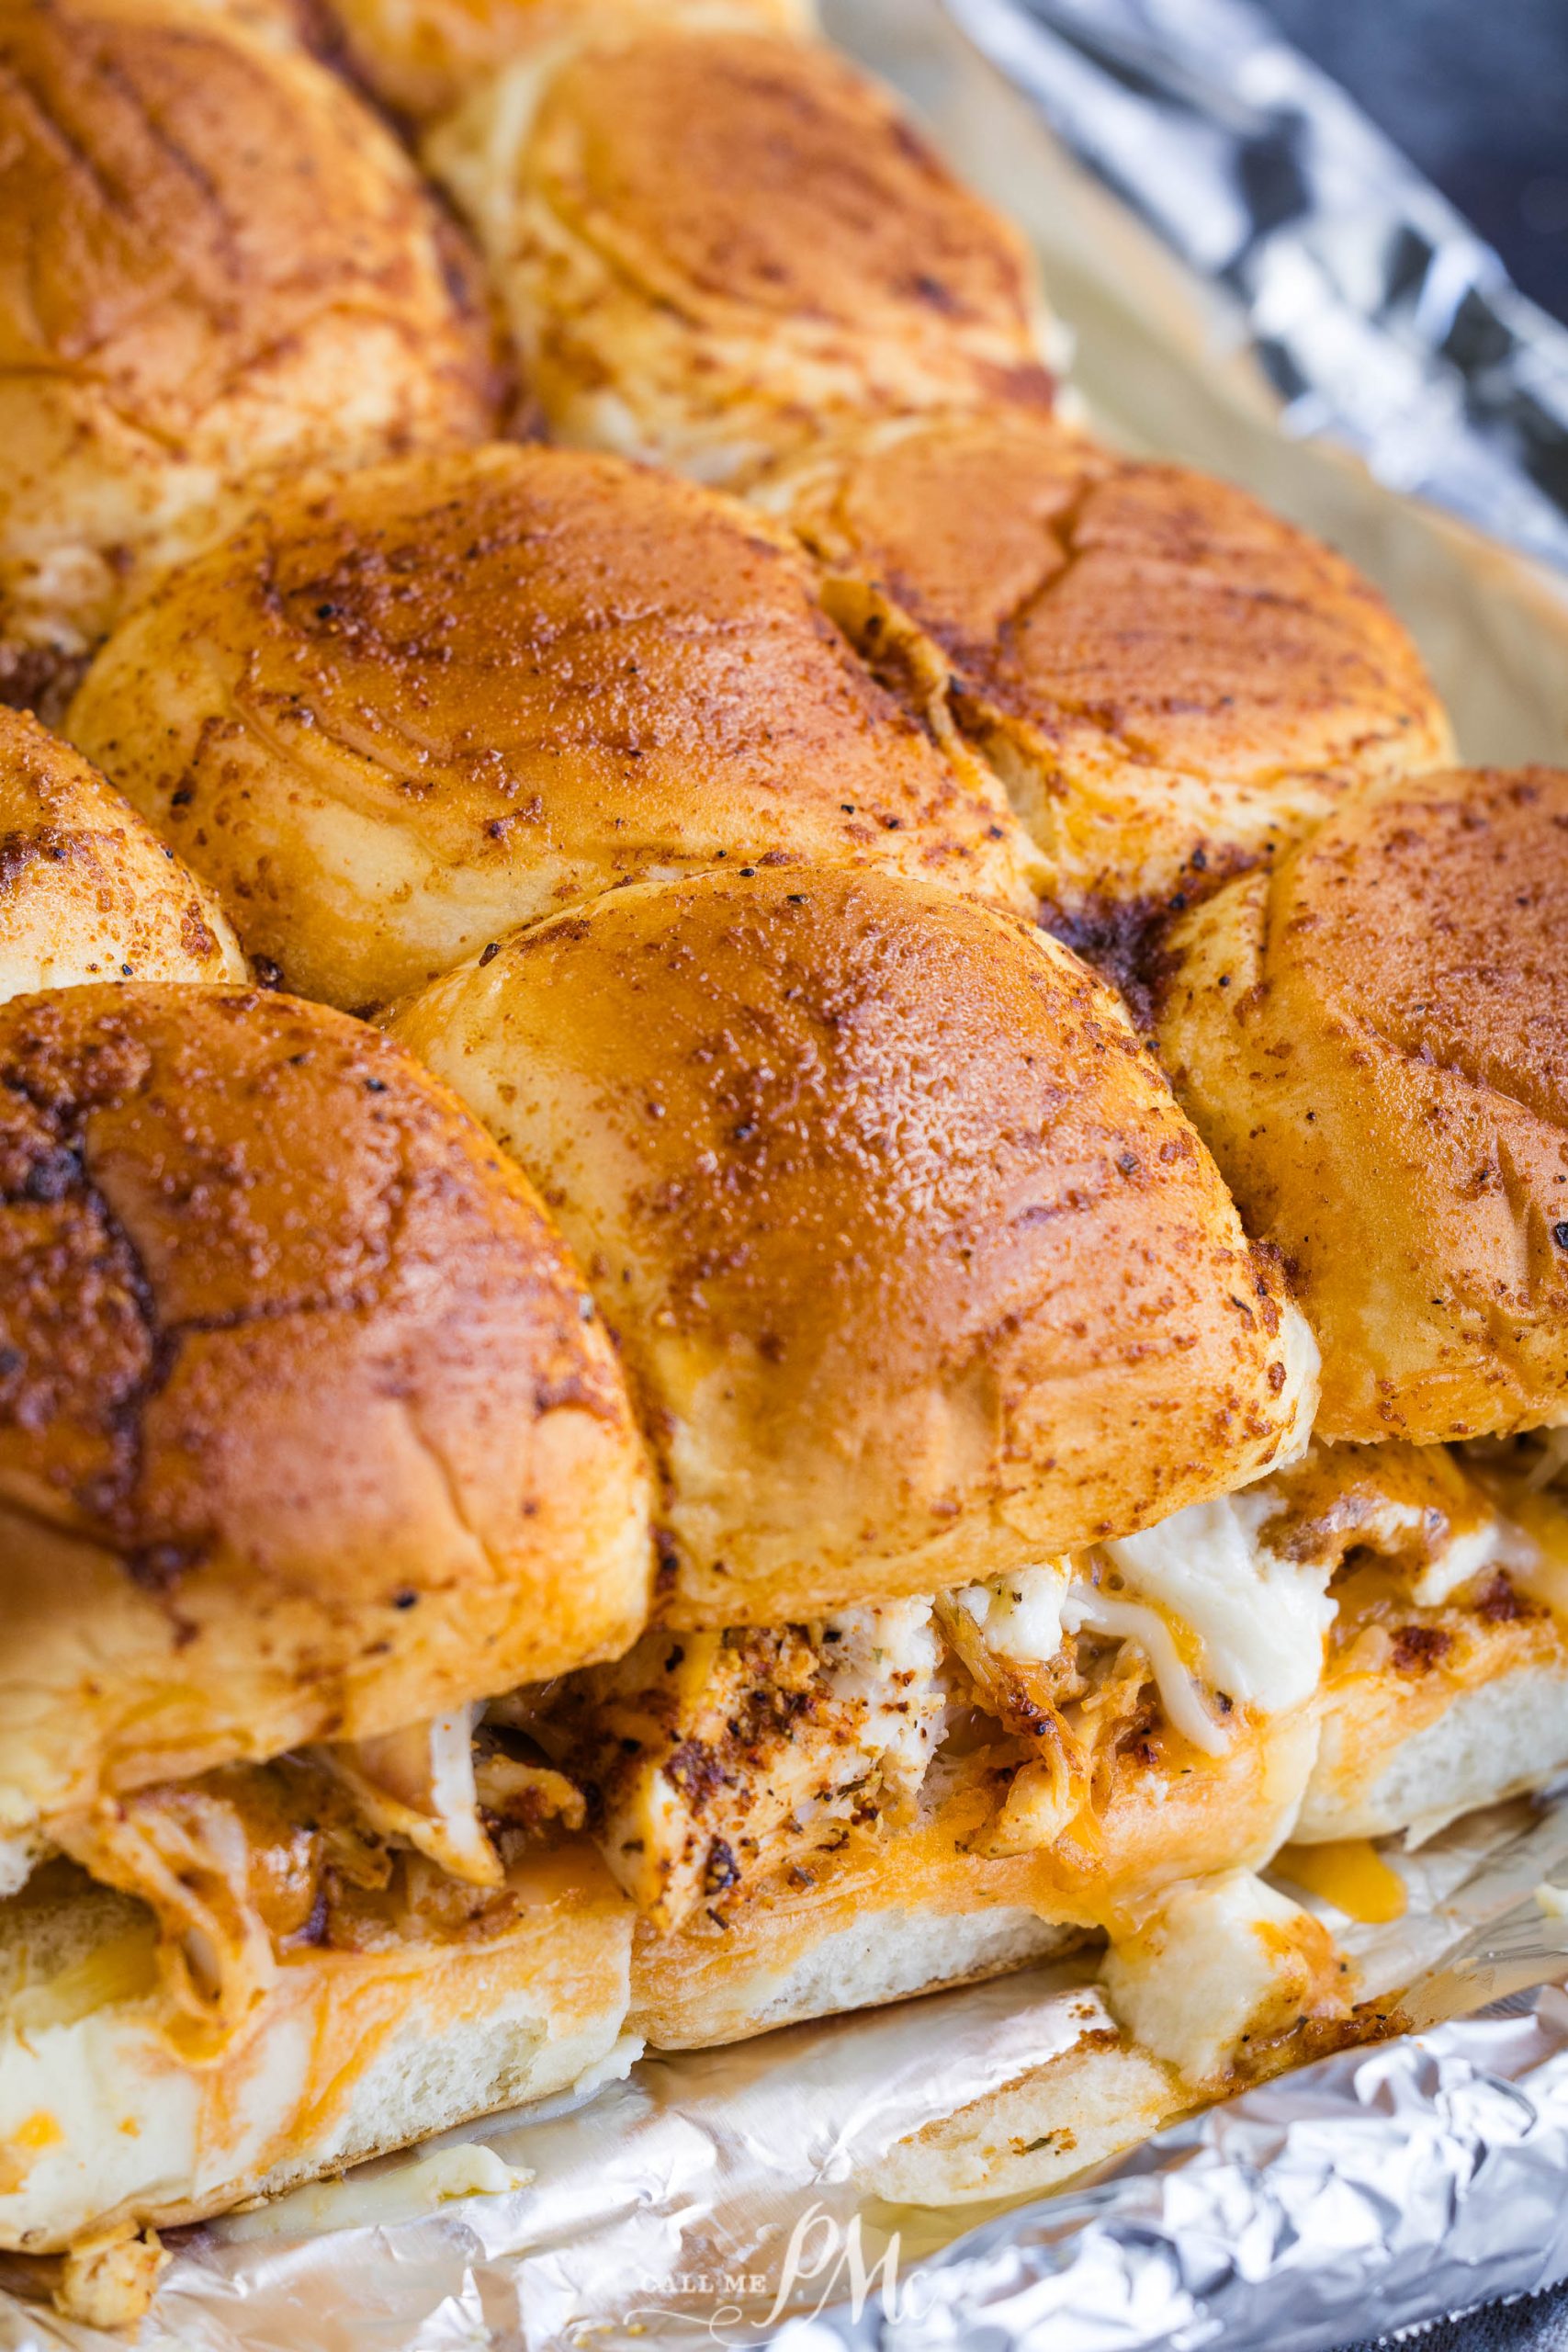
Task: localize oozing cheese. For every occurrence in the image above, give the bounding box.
[953,1498,1333,1756]
[1405,1515,1524,1610]
[1100,1494,1336,1723]
[1061,1583,1226,1756]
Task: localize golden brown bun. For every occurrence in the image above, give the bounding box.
[325,0,811,124]
[393,866,1317,1625]
[0,0,501,713]
[67,445,1043,1011]
[1156,768,1568,1442]
[0,708,245,1002]
[424,29,1053,483]
[758,413,1453,922]
[0,985,651,1831]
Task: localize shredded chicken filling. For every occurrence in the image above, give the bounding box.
[39,1729,582,2056]
[1255,1440,1559,1680]
[514,1562,1292,1930]
[36,1447,1539,2013]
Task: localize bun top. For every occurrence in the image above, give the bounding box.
[426,30,1052,481]
[326,0,811,123]
[761,412,1452,914]
[1156,767,1568,1444]
[67,444,1043,1011]
[0,984,651,1829]
[0,707,244,1001]
[394,865,1316,1626]
[0,0,499,701]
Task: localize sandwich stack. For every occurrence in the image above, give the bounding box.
[0,0,1564,2325]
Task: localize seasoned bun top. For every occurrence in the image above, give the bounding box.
[0,707,245,1001]
[1156,767,1568,1444]
[0,985,651,1829]
[67,444,1043,1012]
[761,413,1452,917]
[394,865,1316,1626]
[326,0,811,124]
[0,0,500,708]
[426,29,1053,482]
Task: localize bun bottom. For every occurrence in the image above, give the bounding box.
[0,1706,1319,2261]
[0,1849,632,2256]
[632,1716,1318,2048]
[1303,1653,1568,1841]
[866,2009,1179,2207]
[636,1893,1081,2051]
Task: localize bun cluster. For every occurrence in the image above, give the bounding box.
[0,0,1564,2295]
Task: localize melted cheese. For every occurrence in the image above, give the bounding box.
[1275,1838,1406,1925]
[1061,1584,1226,1755]
[1490,1486,1568,1624]
[1101,1494,1336,1720]
[953,1565,1071,1664]
[221,2143,536,2240]
[1406,1515,1522,1610]
[953,1503,1334,1759]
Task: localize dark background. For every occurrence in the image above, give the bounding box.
[1254,0,1568,324]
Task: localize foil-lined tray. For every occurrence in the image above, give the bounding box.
[6,4,1568,2346]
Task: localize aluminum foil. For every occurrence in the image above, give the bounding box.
[934,0,1568,575]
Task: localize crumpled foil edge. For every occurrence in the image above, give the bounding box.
[941,0,1568,577]
[777,1993,1568,2350]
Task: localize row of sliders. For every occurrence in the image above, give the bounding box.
[2,695,1566,2295]
[0,0,1564,2318]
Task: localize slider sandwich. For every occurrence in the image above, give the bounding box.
[423,24,1055,483]
[392,864,1339,2051]
[67,443,1046,1009]
[0,982,650,2292]
[0,0,501,715]
[0,708,244,1002]
[1157,766,1568,1839]
[0,865,1348,2300]
[0,0,1527,2300]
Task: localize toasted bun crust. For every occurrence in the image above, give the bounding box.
[1157,768,1568,1442]
[394,866,1315,1624]
[425,29,1052,484]
[758,412,1452,912]
[0,1842,631,2255]
[67,444,1042,1011]
[0,708,245,1002]
[0,0,500,711]
[630,1709,1319,2045]
[326,0,811,123]
[0,985,651,1829]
